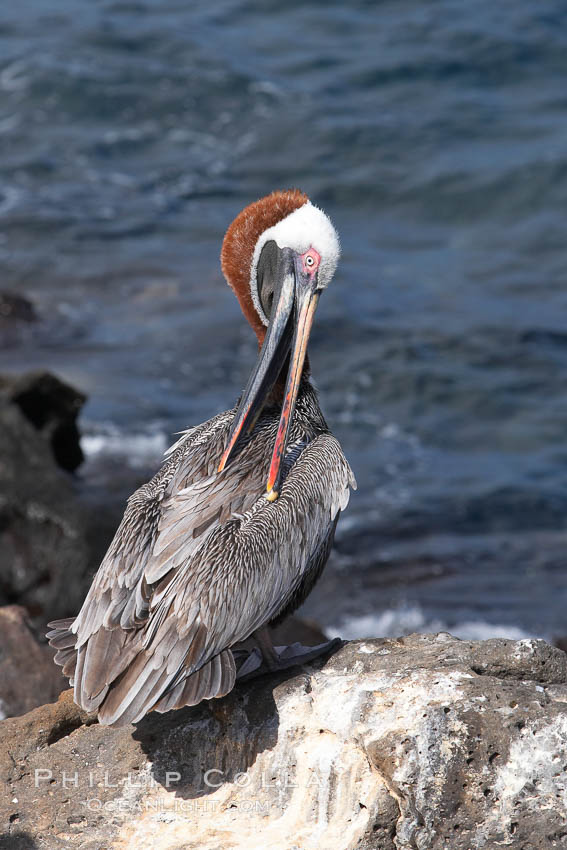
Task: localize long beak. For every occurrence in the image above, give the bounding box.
[218,249,296,475]
[266,274,319,500]
[218,252,320,502]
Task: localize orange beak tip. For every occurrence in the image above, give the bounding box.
[266,488,279,502]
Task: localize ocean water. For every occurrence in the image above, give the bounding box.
[1,1,567,640]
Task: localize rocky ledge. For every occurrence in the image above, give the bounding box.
[1,633,566,850]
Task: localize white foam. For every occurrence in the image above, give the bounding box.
[327,604,537,642]
[81,423,168,469]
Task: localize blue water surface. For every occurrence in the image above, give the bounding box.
[1,0,567,638]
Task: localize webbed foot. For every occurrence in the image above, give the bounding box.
[234,635,342,681]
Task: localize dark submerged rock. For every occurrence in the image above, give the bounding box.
[1,371,86,472]
[0,292,37,324]
[0,401,90,625]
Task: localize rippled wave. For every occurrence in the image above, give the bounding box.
[1,0,566,636]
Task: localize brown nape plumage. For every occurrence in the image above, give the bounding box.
[221,188,308,343]
[47,189,355,727]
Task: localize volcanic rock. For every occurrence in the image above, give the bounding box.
[0,606,65,719]
[0,401,90,625]
[0,371,86,472]
[1,634,566,849]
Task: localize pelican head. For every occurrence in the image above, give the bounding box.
[218,189,340,500]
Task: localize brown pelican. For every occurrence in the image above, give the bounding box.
[47,189,355,727]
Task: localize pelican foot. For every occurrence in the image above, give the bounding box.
[234,638,343,682]
[233,647,263,679]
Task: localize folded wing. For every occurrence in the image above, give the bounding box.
[49,410,354,726]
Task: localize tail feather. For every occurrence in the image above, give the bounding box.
[48,630,77,650]
[47,617,76,632]
[53,645,74,666]
[95,648,164,726]
[62,651,78,683]
[48,621,79,685]
[47,619,236,727]
[152,650,236,715]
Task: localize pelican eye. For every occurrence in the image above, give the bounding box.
[305,255,315,267]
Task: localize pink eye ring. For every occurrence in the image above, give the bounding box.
[302,248,321,273]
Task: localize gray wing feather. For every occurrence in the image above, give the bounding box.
[144,433,353,663]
